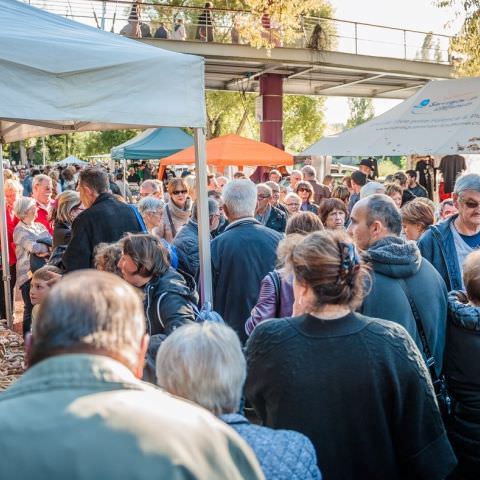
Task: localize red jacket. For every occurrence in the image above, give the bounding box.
[35,202,53,235]
[6,205,19,265]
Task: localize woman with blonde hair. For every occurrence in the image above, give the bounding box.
[156,178,192,242]
[246,229,456,479]
[51,191,83,249]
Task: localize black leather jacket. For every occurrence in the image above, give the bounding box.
[144,268,198,336]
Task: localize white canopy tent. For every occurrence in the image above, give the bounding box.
[56,156,89,167]
[0,0,210,324]
[303,77,480,156]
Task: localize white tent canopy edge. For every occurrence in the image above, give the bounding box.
[303,77,480,157]
[0,0,211,325]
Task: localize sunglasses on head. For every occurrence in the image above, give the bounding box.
[258,194,271,199]
[172,190,188,195]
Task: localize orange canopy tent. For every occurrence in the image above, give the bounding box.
[159,134,293,168]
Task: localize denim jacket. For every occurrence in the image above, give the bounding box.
[418,215,463,292]
[0,354,263,480]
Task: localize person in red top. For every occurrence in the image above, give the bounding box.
[1,179,21,319]
[32,174,54,235]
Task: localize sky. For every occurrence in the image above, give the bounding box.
[324,0,465,126]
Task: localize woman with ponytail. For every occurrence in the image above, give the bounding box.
[245,230,456,480]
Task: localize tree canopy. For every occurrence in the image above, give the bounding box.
[345,98,374,130]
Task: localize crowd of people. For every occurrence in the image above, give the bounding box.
[0,159,479,479]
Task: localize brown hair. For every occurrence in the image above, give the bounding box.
[286,211,324,235]
[384,183,402,197]
[120,234,170,278]
[283,230,370,310]
[318,198,348,225]
[167,178,189,196]
[332,185,350,204]
[32,265,62,283]
[342,176,352,189]
[463,250,480,306]
[401,198,434,230]
[94,242,123,277]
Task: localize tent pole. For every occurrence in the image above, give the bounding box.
[0,144,13,328]
[194,128,213,305]
[123,159,127,201]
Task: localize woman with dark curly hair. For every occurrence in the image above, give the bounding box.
[246,229,456,480]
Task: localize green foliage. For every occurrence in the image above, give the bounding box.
[283,95,326,152]
[345,98,374,130]
[437,0,480,75]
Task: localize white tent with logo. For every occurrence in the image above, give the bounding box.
[0,0,210,324]
[303,77,480,156]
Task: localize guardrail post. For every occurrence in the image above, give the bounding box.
[354,22,358,54]
[403,30,407,59]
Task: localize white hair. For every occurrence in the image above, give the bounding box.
[222,179,257,219]
[4,179,22,194]
[32,174,52,188]
[13,196,35,219]
[454,173,480,194]
[32,271,145,368]
[140,179,163,193]
[284,192,301,203]
[137,196,164,214]
[156,323,245,415]
[301,165,316,180]
[360,181,385,199]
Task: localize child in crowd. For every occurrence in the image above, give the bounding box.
[29,265,62,327]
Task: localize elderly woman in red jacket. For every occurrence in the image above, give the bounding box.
[0,180,21,318]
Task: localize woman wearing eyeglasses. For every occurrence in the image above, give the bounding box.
[157,179,192,242]
[295,181,319,215]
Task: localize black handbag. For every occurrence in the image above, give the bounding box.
[398,278,453,419]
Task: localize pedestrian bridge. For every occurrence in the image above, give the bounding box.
[29,0,454,99]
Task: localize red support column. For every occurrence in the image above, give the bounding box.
[259,74,283,150]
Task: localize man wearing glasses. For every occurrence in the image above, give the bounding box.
[419,173,480,291]
[255,184,286,233]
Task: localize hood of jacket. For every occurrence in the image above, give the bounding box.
[147,267,198,303]
[448,290,480,332]
[365,235,422,279]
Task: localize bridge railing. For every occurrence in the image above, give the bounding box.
[24,0,452,64]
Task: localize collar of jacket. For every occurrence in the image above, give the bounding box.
[448,290,480,332]
[220,413,250,426]
[225,217,261,232]
[92,192,115,207]
[429,213,458,239]
[0,354,144,402]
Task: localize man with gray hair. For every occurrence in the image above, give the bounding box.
[173,198,220,279]
[301,165,330,204]
[0,271,263,479]
[255,183,286,233]
[419,172,480,291]
[211,179,282,343]
[348,194,448,376]
[360,181,385,199]
[140,179,164,199]
[32,173,54,234]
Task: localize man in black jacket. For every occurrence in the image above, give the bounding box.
[255,183,286,233]
[63,167,142,272]
[212,180,282,343]
[348,194,447,376]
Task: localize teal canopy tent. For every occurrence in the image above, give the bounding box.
[111,127,193,160]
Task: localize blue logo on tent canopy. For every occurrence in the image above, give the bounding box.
[414,98,430,109]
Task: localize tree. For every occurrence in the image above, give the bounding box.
[437,1,480,75]
[345,98,374,130]
[416,32,434,61]
[283,95,326,152]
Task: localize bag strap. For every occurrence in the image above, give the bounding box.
[268,270,281,318]
[156,292,168,332]
[165,205,177,238]
[397,278,438,380]
[129,205,148,234]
